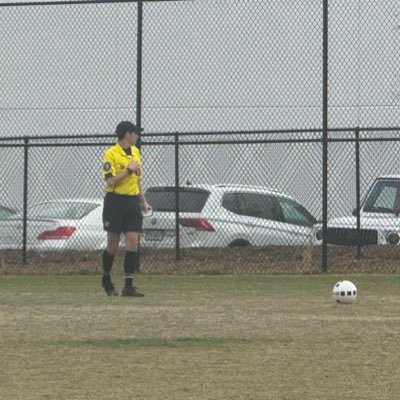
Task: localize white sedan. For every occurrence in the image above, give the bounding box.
[0,199,107,252]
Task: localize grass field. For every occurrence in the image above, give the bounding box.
[1,274,400,400]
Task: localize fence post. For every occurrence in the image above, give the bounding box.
[355,127,362,259]
[136,0,143,132]
[174,133,180,261]
[321,0,329,273]
[135,0,143,271]
[22,138,29,265]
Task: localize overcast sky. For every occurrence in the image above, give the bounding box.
[0,0,399,217]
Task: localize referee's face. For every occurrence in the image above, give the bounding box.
[129,131,139,146]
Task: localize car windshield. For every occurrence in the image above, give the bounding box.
[364,180,400,214]
[145,187,210,212]
[25,202,99,220]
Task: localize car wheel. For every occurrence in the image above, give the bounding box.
[228,239,250,247]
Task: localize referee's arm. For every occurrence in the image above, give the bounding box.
[105,160,139,187]
[138,180,150,211]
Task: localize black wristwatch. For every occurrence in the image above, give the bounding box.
[126,167,134,175]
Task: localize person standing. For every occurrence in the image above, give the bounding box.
[101,121,150,297]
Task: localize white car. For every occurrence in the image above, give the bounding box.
[327,175,400,245]
[0,198,106,252]
[141,184,321,248]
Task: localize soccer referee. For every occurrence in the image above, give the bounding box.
[101,121,150,297]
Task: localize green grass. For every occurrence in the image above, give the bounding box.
[1,274,400,399]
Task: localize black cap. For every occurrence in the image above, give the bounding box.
[115,121,143,139]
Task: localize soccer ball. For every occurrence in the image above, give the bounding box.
[332,280,357,304]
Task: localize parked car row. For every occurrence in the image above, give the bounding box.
[0,184,322,252]
[3,177,397,252]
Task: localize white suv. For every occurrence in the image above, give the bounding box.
[141,184,320,248]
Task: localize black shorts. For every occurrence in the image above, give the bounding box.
[102,193,143,234]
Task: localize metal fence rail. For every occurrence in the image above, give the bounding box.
[1,128,400,273]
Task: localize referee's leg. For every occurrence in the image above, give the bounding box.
[101,232,120,296]
[101,193,122,296]
[121,231,144,297]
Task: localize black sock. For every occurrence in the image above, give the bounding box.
[102,250,115,276]
[136,248,140,273]
[124,251,138,287]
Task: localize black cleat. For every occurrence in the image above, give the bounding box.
[121,286,144,297]
[102,276,119,296]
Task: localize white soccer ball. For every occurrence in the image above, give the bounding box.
[332,280,357,304]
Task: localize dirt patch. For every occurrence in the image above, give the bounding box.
[1,245,400,275]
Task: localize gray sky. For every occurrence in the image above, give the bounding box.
[1,0,399,218]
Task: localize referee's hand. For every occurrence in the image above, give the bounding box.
[143,201,151,213]
[127,161,140,173]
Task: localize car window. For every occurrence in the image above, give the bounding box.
[0,206,16,220]
[145,187,210,212]
[236,193,281,221]
[221,193,240,214]
[364,181,400,213]
[27,202,99,220]
[278,198,317,227]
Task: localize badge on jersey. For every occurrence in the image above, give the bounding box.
[103,162,111,172]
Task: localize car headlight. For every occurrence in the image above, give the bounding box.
[315,229,323,241]
[386,232,400,245]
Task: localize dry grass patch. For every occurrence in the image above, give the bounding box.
[1,275,400,399]
[3,245,400,275]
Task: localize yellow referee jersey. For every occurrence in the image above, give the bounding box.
[102,143,142,195]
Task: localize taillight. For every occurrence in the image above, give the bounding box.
[179,218,215,232]
[37,226,76,240]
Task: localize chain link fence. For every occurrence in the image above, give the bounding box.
[326,0,400,272]
[0,1,399,273]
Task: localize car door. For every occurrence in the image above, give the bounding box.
[216,191,253,245]
[276,197,317,245]
[237,192,314,246]
[236,192,285,245]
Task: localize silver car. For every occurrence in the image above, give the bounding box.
[141,184,321,248]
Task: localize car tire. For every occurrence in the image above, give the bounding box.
[228,239,250,247]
